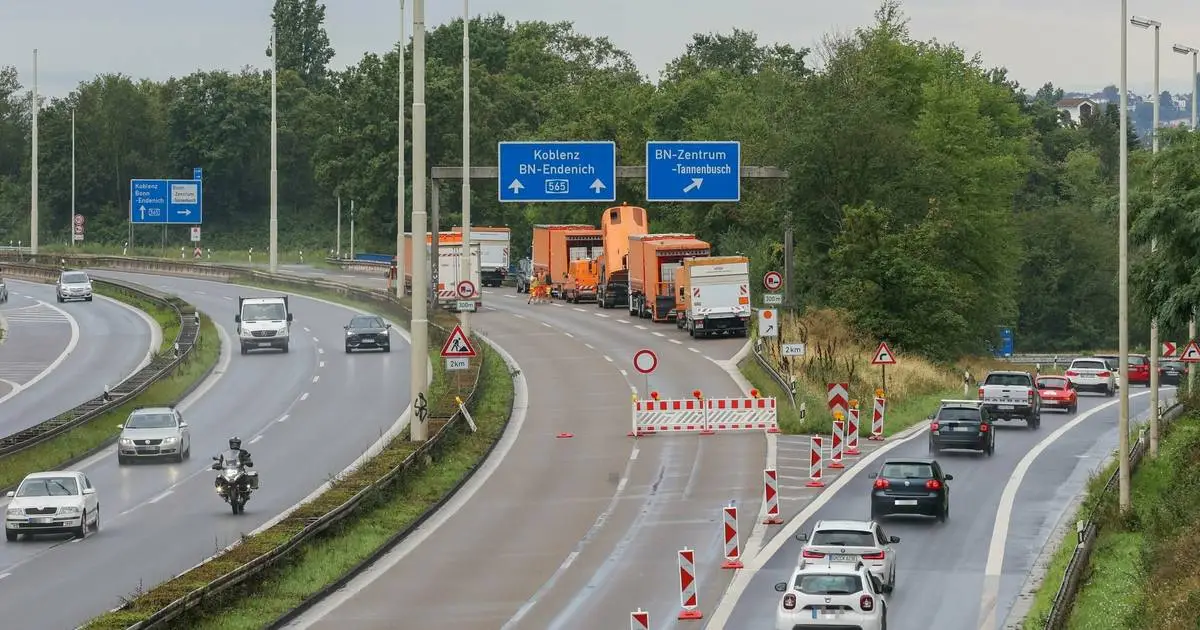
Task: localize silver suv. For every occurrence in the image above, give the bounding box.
[56,271,93,303]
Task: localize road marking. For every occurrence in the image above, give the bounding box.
[504,294,516,299]
[603,355,613,362]
[312,375,320,383]
[277,414,289,423]
[573,307,586,312]
[312,337,319,343]
[563,332,574,338]
[689,347,701,353]
[193,290,206,295]
[249,435,264,445]
[483,290,494,295]
[595,313,609,318]
[318,348,324,354]
[223,295,233,300]
[319,361,325,368]
[634,325,647,330]
[552,303,563,308]
[0,572,10,580]
[512,313,526,319]
[148,489,174,504]
[304,327,311,332]
[584,343,595,350]
[670,339,682,344]
[541,322,553,328]
[976,389,1166,628]
[0,299,79,406]
[300,392,309,401]
[619,369,628,377]
[651,331,664,337]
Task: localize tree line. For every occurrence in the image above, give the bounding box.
[0,0,1179,357]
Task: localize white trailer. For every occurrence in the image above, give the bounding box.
[675,257,751,338]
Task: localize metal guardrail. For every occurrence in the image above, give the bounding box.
[1041,400,1185,629]
[750,336,798,409]
[0,262,200,459]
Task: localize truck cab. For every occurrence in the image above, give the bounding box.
[236,296,293,354]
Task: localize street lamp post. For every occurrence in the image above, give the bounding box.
[460,0,472,335]
[268,28,279,273]
[1131,15,1161,458]
[396,0,407,297]
[1117,0,1131,513]
[31,49,39,255]
[1173,42,1199,395]
[410,0,430,442]
[71,108,76,247]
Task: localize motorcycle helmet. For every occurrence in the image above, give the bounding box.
[229,437,242,450]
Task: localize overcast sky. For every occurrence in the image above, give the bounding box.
[3,0,1200,99]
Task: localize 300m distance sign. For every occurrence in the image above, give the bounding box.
[633,348,658,375]
[763,271,783,292]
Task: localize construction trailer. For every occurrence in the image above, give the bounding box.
[627,234,712,322]
[532,224,603,298]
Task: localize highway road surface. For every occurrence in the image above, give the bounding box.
[278,274,765,630]
[0,271,413,629]
[0,278,155,435]
[713,387,1172,630]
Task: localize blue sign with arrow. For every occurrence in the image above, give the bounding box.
[645,140,741,202]
[129,178,203,224]
[497,141,616,203]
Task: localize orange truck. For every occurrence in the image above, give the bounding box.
[595,203,649,309]
[532,224,603,298]
[627,234,712,322]
[672,256,751,338]
[562,258,599,303]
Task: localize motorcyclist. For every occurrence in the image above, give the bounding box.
[213,437,254,490]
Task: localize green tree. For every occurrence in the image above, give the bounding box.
[271,0,335,85]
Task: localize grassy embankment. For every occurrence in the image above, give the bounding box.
[741,308,1035,435]
[84,280,515,630]
[0,307,219,490]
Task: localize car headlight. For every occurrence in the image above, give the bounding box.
[5,508,21,518]
[162,437,178,445]
[57,506,80,514]
[119,438,133,446]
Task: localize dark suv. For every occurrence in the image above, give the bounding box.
[929,400,994,456]
[869,458,952,522]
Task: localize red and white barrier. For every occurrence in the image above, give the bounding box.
[631,397,778,436]
[845,407,861,455]
[678,547,703,620]
[830,419,845,469]
[631,608,650,630]
[763,468,783,525]
[721,504,743,569]
[826,382,849,418]
[869,397,886,441]
[806,436,824,487]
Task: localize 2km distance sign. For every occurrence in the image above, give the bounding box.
[633,349,658,374]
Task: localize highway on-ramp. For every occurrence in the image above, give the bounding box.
[713,387,1172,630]
[0,271,413,630]
[0,278,155,435]
[278,276,766,630]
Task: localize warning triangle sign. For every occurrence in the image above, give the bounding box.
[1179,340,1200,363]
[871,341,897,365]
[440,324,477,358]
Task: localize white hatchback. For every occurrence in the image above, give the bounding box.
[5,471,100,541]
[774,562,887,630]
[1065,358,1116,395]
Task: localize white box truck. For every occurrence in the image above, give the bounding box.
[673,256,751,338]
[451,226,510,287]
[435,242,483,312]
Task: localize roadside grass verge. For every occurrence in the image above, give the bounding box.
[0,315,219,490]
[1064,413,1200,630]
[93,282,180,353]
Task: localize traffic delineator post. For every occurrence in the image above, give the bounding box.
[763,468,784,524]
[628,393,641,437]
[869,394,886,441]
[845,404,861,456]
[721,504,743,569]
[695,390,715,436]
[631,608,650,630]
[678,547,703,620]
[829,416,845,469]
[806,436,825,487]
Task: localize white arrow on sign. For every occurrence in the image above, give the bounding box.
[139,206,147,221]
[178,210,192,216]
[590,178,606,193]
[682,178,703,193]
[508,179,525,194]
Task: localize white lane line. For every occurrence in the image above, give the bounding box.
[312,375,320,383]
[595,313,609,318]
[552,303,563,308]
[313,337,319,343]
[651,331,665,337]
[573,307,586,312]
[603,355,613,362]
[541,322,553,328]
[304,327,311,332]
[318,348,324,355]
[319,361,325,368]
[976,389,1164,628]
[193,290,206,295]
[634,325,647,330]
[670,339,682,344]
[689,347,701,353]
[147,489,174,504]
[300,392,310,401]
[584,343,595,350]
[619,369,628,377]
[483,290,494,294]
[277,414,289,423]
[630,447,639,461]
[0,300,80,406]
[0,572,10,580]
[563,332,574,338]
[504,294,517,299]
[617,319,630,324]
[249,435,264,445]
[512,313,526,319]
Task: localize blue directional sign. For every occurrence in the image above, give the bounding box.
[497,141,616,203]
[646,141,741,202]
[129,178,203,224]
[193,167,203,180]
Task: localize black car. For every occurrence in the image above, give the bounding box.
[869,458,952,522]
[344,315,391,353]
[928,400,994,456]
[1161,360,1187,386]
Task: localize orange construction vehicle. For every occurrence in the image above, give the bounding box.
[532,224,602,298]
[594,203,649,309]
[562,258,599,303]
[627,234,712,322]
[672,256,751,338]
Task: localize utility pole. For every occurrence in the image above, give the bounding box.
[31,49,39,255]
[349,199,355,258]
[336,196,341,257]
[459,0,472,336]
[1117,0,1132,513]
[1173,43,1199,395]
[409,0,430,442]
[396,0,407,297]
[269,28,279,273]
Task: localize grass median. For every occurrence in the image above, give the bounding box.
[0,314,219,490]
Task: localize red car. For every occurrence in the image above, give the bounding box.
[1036,375,1078,413]
[1094,354,1152,386]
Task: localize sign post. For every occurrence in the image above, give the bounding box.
[646,141,741,202]
[497,141,616,203]
[871,341,897,395]
[633,348,658,396]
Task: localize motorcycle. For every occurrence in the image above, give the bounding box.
[211,454,258,514]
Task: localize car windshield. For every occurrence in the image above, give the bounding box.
[61,273,88,284]
[880,462,934,479]
[242,303,287,322]
[125,413,176,429]
[810,529,876,547]
[938,408,980,423]
[794,574,862,595]
[350,316,383,329]
[984,374,1030,386]
[17,476,79,497]
[1038,377,1069,389]
[1072,360,1107,370]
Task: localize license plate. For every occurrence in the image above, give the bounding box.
[31,517,51,524]
[811,609,842,619]
[895,499,918,506]
[997,405,1014,411]
[953,426,974,432]
[830,554,856,562]
[258,342,272,347]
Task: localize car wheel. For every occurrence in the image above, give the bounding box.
[91,507,100,532]
[5,530,16,542]
[382,345,391,353]
[74,510,87,538]
[117,455,128,466]
[173,451,184,463]
[937,501,949,523]
[345,345,352,353]
[85,296,92,302]
[281,342,289,354]
[986,439,994,456]
[240,345,248,355]
[1069,403,1077,413]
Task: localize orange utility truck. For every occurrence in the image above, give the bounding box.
[672,256,751,338]
[532,224,603,298]
[448,226,511,287]
[627,234,712,322]
[562,258,599,303]
[595,203,649,309]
